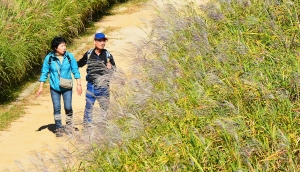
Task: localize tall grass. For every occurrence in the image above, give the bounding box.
[68,0,300,171]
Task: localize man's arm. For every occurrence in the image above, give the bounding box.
[77,52,88,67]
[109,54,116,67]
[107,53,116,71]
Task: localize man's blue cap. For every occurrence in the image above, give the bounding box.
[94,33,107,40]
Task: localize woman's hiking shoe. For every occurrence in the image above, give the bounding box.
[64,125,73,135]
[55,128,64,137]
[64,125,80,135]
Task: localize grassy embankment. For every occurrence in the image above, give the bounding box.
[75,0,300,171]
[0,0,134,130]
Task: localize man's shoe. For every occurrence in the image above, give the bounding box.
[82,124,92,134]
[74,127,79,131]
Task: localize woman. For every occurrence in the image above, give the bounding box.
[36,36,82,137]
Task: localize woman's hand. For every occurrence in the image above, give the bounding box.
[36,88,43,97]
[77,84,82,95]
[36,82,44,98]
[75,79,82,96]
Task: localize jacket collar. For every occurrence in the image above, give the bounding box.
[50,51,67,58]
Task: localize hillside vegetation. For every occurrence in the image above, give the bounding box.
[0,0,128,102]
[74,0,300,171]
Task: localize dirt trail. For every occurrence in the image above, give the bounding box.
[0,0,207,171]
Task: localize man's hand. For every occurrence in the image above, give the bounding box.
[107,62,112,69]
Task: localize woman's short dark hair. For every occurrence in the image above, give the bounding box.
[51,36,66,51]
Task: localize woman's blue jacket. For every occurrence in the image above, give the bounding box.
[39,51,81,91]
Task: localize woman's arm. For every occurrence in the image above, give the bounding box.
[68,52,82,95]
[36,55,51,97]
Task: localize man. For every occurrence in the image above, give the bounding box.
[77,32,116,128]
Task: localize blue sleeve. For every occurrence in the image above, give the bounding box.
[68,52,81,79]
[39,55,50,82]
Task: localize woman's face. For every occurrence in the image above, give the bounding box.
[55,42,66,56]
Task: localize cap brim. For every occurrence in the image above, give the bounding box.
[94,37,108,40]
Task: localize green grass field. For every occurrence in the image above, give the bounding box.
[76,0,300,171]
[1,0,299,171]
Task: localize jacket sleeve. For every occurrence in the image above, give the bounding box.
[39,55,50,82]
[108,52,116,72]
[77,52,88,68]
[68,52,81,79]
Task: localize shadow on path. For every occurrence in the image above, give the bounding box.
[36,124,56,134]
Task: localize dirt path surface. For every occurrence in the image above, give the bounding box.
[0,0,207,171]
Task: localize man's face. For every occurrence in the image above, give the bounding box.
[94,38,107,50]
